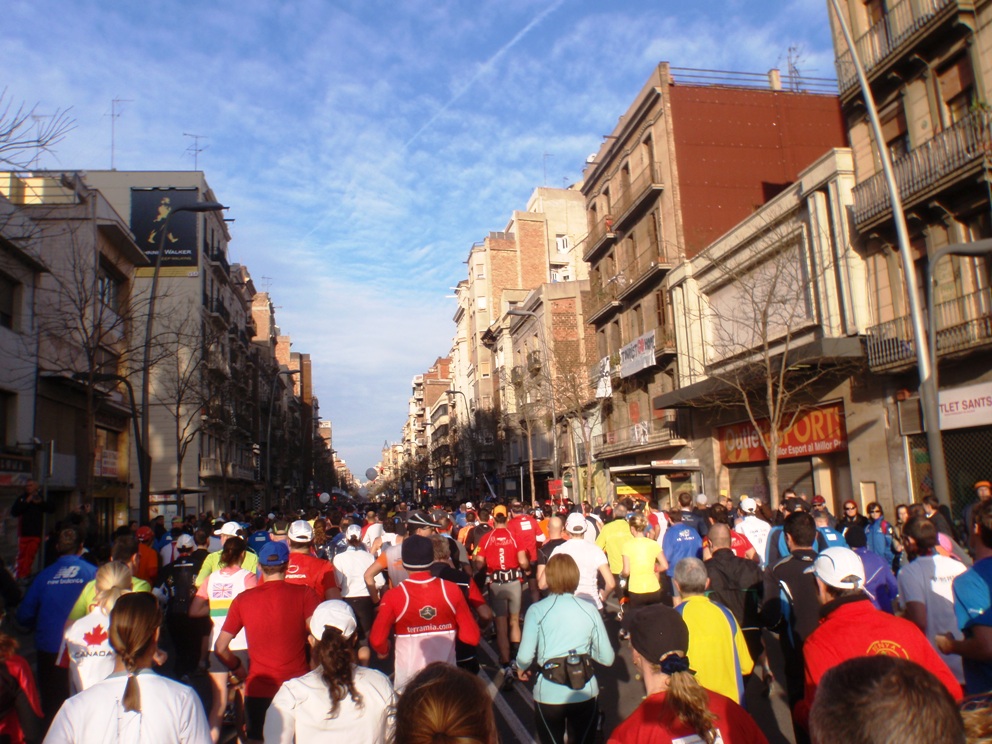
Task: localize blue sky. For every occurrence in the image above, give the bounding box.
[4,0,838,476]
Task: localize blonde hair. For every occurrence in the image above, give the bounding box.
[92,561,132,613]
[666,668,718,743]
[628,514,648,533]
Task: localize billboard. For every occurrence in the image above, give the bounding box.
[130,188,201,268]
[718,404,848,464]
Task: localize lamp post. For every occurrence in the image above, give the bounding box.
[266,369,300,507]
[139,200,225,523]
[506,308,561,481]
[827,0,950,509]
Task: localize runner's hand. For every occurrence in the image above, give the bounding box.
[516,668,531,682]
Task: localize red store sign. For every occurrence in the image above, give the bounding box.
[718,404,848,464]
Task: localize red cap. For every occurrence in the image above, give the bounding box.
[136,526,154,542]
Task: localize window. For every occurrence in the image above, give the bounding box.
[477,296,487,310]
[97,264,122,314]
[555,235,572,253]
[655,289,668,328]
[0,272,15,329]
[880,105,908,162]
[939,55,975,126]
[632,304,644,337]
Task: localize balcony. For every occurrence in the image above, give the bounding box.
[835,0,973,97]
[583,214,618,263]
[615,239,677,301]
[853,110,992,228]
[611,162,665,232]
[865,286,992,370]
[592,415,687,459]
[204,244,230,276]
[203,294,231,324]
[654,326,676,358]
[587,275,623,325]
[527,350,543,374]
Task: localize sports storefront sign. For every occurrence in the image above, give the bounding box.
[717,404,848,464]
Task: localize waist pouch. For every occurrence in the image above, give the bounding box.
[541,654,594,690]
[490,569,520,583]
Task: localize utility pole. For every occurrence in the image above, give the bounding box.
[108,97,132,170]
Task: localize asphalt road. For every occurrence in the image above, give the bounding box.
[481,601,797,744]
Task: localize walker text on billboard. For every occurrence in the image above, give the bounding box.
[718,404,848,464]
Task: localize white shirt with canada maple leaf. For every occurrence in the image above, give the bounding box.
[61,607,117,693]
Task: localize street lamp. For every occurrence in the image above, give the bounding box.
[266,369,300,507]
[506,308,561,481]
[139,200,226,523]
[826,0,950,509]
[72,371,147,501]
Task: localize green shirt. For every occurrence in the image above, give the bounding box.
[195,550,259,587]
[68,577,152,622]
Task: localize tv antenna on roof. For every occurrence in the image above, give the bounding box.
[184,133,209,171]
[107,97,133,170]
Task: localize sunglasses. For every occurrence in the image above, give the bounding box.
[869,509,881,514]
[845,506,857,511]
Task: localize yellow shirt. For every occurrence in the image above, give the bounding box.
[68,577,152,622]
[596,518,634,574]
[621,536,661,594]
[195,550,259,587]
[676,595,754,704]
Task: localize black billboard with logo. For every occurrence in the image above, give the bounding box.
[130,187,201,267]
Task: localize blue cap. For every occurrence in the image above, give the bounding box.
[258,541,290,565]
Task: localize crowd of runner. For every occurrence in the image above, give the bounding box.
[1,484,990,743]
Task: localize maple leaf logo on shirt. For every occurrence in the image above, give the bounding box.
[83,624,108,647]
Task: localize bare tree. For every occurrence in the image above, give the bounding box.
[0,89,75,169]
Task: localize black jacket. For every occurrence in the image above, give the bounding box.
[762,548,820,645]
[705,548,762,629]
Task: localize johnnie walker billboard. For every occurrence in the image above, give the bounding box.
[130,187,201,268]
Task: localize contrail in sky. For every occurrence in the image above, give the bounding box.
[404,0,567,148]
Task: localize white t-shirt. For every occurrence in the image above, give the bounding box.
[263,666,395,744]
[363,523,385,554]
[736,515,772,566]
[333,548,379,597]
[62,607,116,694]
[46,669,211,744]
[897,553,967,682]
[551,538,609,608]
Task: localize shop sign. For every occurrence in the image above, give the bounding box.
[938,381,992,431]
[93,449,119,479]
[717,404,847,464]
[650,458,701,469]
[548,479,563,496]
[0,454,32,488]
[616,482,652,497]
[620,331,655,378]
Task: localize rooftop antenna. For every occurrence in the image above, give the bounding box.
[30,114,53,169]
[786,44,805,92]
[183,132,209,170]
[260,275,274,293]
[108,97,133,170]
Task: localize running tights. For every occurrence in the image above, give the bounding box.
[535,698,598,744]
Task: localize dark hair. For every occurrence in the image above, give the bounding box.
[392,662,495,744]
[922,494,941,509]
[810,656,963,744]
[56,527,82,556]
[678,492,692,508]
[314,625,362,718]
[905,516,937,553]
[783,512,816,548]
[707,503,730,526]
[976,500,992,550]
[220,536,246,568]
[111,534,138,562]
[109,593,162,713]
[845,524,868,549]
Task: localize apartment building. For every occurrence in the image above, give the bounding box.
[402,357,451,500]
[582,64,848,504]
[827,0,992,513]
[0,172,145,536]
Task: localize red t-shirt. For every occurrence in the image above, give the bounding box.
[608,688,768,744]
[703,531,755,560]
[221,581,321,697]
[507,514,542,562]
[477,528,521,572]
[281,552,337,598]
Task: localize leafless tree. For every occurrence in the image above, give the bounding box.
[0,89,75,169]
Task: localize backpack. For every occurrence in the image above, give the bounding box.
[163,559,197,617]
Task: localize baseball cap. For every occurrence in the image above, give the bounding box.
[401,535,434,570]
[492,505,508,519]
[812,495,826,506]
[176,534,195,550]
[783,497,808,514]
[406,511,438,530]
[345,524,362,540]
[136,526,154,542]
[267,512,276,520]
[565,512,587,534]
[975,480,991,490]
[214,521,242,537]
[258,541,290,566]
[464,501,474,510]
[171,515,184,525]
[309,600,357,640]
[629,604,690,664]
[739,497,757,514]
[805,547,865,590]
[695,494,708,506]
[288,520,314,542]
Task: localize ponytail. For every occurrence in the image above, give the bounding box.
[314,626,363,717]
[665,668,718,744]
[109,593,162,713]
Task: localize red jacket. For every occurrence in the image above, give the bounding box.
[794,596,963,730]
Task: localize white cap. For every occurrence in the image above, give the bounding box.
[740,497,757,514]
[267,512,276,520]
[214,521,241,537]
[464,502,474,510]
[176,534,195,550]
[309,600,358,640]
[345,524,362,540]
[288,520,314,542]
[805,547,865,590]
[565,512,587,534]
[695,493,708,506]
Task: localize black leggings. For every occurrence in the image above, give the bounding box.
[535,697,598,744]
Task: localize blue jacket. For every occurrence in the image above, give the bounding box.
[853,546,898,614]
[817,526,848,549]
[16,554,97,653]
[866,518,894,565]
[662,525,702,577]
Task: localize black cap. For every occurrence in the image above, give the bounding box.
[406,511,438,530]
[629,604,690,664]
[401,535,434,570]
